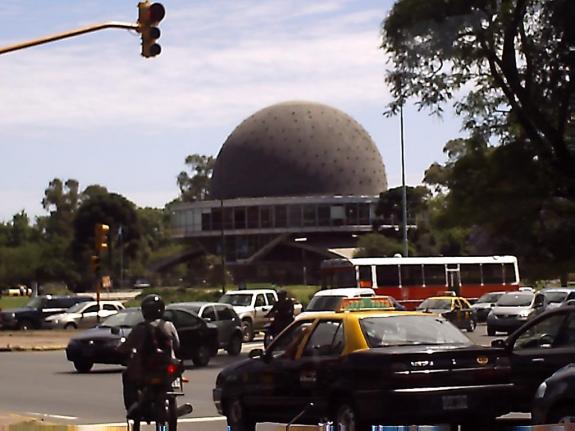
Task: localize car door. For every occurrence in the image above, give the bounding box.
[214,304,234,347]
[164,309,209,360]
[77,304,100,328]
[243,319,315,422]
[199,305,221,346]
[100,303,121,320]
[507,309,574,408]
[254,293,270,329]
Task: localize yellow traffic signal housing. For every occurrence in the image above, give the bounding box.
[138,1,165,58]
[90,255,101,274]
[94,223,110,252]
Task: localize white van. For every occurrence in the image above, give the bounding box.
[298,287,375,318]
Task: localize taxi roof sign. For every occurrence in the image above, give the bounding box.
[338,296,395,312]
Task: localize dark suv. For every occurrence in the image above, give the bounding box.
[0,295,93,330]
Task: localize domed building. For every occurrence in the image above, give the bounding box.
[170,101,390,284]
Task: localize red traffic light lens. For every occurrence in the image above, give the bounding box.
[149,3,165,23]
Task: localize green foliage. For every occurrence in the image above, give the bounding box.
[0,296,29,310]
[177,154,215,202]
[354,233,408,258]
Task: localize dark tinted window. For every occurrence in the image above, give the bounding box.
[400,265,423,286]
[460,264,482,284]
[266,293,277,305]
[103,304,118,311]
[503,263,517,283]
[306,296,344,312]
[269,320,313,359]
[84,305,99,313]
[483,263,504,284]
[168,310,203,329]
[303,320,344,357]
[514,314,567,350]
[423,265,446,286]
[376,265,400,287]
[202,306,216,321]
[497,293,534,306]
[215,305,234,320]
[101,310,144,328]
[476,292,504,304]
[255,294,266,307]
[47,299,68,308]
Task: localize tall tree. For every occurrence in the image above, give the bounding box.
[382,0,575,196]
[42,178,80,239]
[177,154,215,202]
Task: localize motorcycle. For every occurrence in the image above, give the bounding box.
[127,357,193,431]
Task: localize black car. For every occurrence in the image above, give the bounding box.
[171,302,243,356]
[66,305,219,373]
[491,304,575,413]
[214,310,512,430]
[0,295,93,330]
[532,364,575,424]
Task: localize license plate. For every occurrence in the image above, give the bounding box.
[442,395,468,410]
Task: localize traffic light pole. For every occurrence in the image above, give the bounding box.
[0,22,139,55]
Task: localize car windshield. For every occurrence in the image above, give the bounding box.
[100,310,143,328]
[360,315,471,348]
[66,302,88,313]
[476,292,503,304]
[417,298,451,310]
[306,296,345,312]
[497,293,533,306]
[26,297,44,308]
[543,291,569,303]
[220,294,252,306]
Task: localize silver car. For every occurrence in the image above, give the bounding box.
[486,291,547,336]
[44,301,124,329]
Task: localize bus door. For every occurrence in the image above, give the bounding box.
[446,265,461,296]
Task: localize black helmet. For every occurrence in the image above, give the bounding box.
[141,294,165,321]
[278,289,288,299]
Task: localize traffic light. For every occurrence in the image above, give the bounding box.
[137,1,165,58]
[90,255,101,274]
[94,223,110,252]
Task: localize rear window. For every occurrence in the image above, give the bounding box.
[417,298,451,310]
[497,293,533,307]
[543,291,569,304]
[306,296,345,312]
[476,292,503,304]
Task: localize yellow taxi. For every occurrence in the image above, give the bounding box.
[214,296,511,431]
[416,295,477,332]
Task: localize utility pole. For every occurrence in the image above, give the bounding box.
[399,75,409,257]
[220,199,226,295]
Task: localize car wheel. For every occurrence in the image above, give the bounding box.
[548,405,575,424]
[241,320,254,342]
[226,334,242,356]
[335,401,361,431]
[487,326,496,336]
[226,397,255,431]
[74,360,93,373]
[467,319,477,333]
[64,322,77,330]
[192,345,211,367]
[17,319,33,331]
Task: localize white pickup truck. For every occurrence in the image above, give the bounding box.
[219,289,302,341]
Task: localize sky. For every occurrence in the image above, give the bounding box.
[0,0,464,223]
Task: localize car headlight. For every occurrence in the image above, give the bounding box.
[535,381,547,399]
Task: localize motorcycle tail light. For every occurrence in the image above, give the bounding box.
[167,363,178,375]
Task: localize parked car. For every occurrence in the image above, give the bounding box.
[65,305,219,373]
[486,291,547,335]
[298,287,375,318]
[44,300,125,329]
[416,296,477,332]
[471,291,506,322]
[219,289,302,342]
[214,301,512,430]
[0,295,93,330]
[171,302,243,356]
[491,304,575,414]
[540,287,575,310]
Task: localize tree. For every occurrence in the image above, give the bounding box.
[42,178,80,239]
[382,0,575,197]
[354,233,407,258]
[177,154,215,202]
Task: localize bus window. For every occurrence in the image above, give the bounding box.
[326,267,356,289]
[482,263,504,284]
[423,264,446,286]
[400,265,423,286]
[376,265,400,287]
[358,266,372,288]
[460,264,482,284]
[503,263,516,284]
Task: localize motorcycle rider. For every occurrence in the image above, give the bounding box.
[265,289,295,338]
[118,294,180,416]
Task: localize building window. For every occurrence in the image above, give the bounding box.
[358,203,370,225]
[345,203,358,225]
[331,205,345,226]
[303,205,316,227]
[318,205,330,226]
[201,212,211,231]
[247,207,259,229]
[288,205,302,227]
[223,207,233,230]
[275,206,287,227]
[212,208,222,230]
[260,206,273,228]
[234,207,246,229]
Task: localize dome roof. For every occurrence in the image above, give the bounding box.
[210,101,388,199]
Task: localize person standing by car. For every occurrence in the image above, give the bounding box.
[118,294,180,415]
[265,289,295,337]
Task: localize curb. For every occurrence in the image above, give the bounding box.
[0,345,67,352]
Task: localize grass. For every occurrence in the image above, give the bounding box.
[0,296,29,310]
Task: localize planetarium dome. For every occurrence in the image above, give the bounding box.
[210,101,388,199]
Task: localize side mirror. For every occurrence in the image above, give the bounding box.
[491,339,506,349]
[490,303,496,307]
[249,348,264,359]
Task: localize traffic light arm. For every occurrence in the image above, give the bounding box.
[0,21,139,56]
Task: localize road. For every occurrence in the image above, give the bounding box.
[0,326,524,430]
